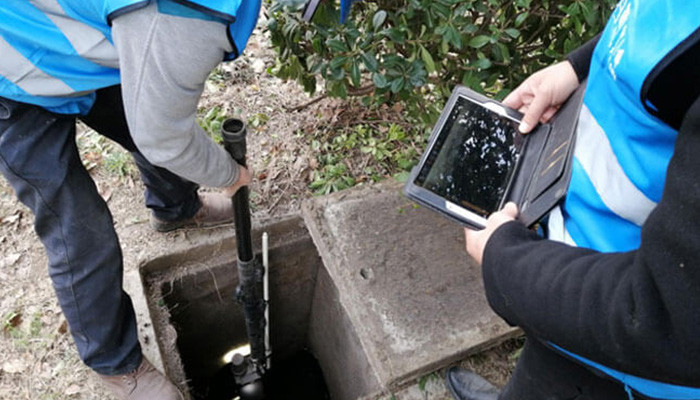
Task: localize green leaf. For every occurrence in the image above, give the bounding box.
[330,56,348,70]
[372,73,388,88]
[390,77,405,93]
[328,67,345,80]
[301,75,316,94]
[408,61,427,86]
[419,46,436,74]
[372,10,387,30]
[468,35,491,49]
[580,2,597,26]
[515,12,529,27]
[564,3,580,16]
[505,28,520,39]
[574,17,584,36]
[385,67,403,78]
[496,42,511,64]
[350,61,361,87]
[544,48,561,58]
[382,54,404,70]
[447,25,462,49]
[473,57,492,69]
[440,39,450,54]
[462,24,478,35]
[328,81,348,99]
[361,51,379,73]
[387,28,406,44]
[430,2,451,19]
[312,37,323,54]
[326,38,349,53]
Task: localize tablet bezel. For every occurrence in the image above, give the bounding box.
[404,86,524,230]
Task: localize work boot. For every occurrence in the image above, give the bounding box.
[151,192,234,232]
[445,366,500,400]
[98,357,183,400]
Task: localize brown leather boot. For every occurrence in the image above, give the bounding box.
[98,358,183,400]
[151,192,235,232]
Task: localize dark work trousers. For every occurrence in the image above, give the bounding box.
[500,337,631,400]
[0,86,200,375]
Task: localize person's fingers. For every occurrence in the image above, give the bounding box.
[464,227,476,250]
[221,165,253,197]
[520,92,534,104]
[239,165,253,185]
[233,165,252,187]
[486,202,518,227]
[503,88,521,108]
[464,227,483,264]
[540,105,560,123]
[518,89,550,133]
[503,82,531,110]
[501,202,519,219]
[503,93,523,110]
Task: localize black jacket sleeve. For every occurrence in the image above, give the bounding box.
[566,33,601,83]
[481,94,700,387]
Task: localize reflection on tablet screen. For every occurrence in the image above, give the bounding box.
[414,96,521,218]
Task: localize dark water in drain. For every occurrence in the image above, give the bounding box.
[192,350,331,400]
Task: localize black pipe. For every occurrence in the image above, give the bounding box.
[222,119,253,262]
[221,119,267,368]
[235,259,266,364]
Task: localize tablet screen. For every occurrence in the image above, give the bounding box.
[414,96,521,218]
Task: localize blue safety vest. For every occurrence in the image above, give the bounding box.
[0,0,261,115]
[548,0,700,398]
[0,0,359,115]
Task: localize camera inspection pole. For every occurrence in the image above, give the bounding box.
[221,118,268,400]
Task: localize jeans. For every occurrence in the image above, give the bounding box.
[0,86,199,375]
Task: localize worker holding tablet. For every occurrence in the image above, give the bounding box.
[446,1,700,399]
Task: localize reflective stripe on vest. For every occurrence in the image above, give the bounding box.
[0,35,76,97]
[0,0,137,114]
[31,0,119,69]
[0,0,260,114]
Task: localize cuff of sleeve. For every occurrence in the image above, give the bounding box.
[565,33,601,83]
[565,56,589,84]
[482,221,533,268]
[481,221,540,325]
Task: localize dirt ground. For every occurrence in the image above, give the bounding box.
[0,26,518,399]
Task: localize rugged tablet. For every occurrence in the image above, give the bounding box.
[404,84,585,230]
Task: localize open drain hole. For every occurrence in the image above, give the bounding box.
[158,243,332,400]
[194,350,330,400]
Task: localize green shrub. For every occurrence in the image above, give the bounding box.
[267,0,616,127]
[308,121,420,194]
